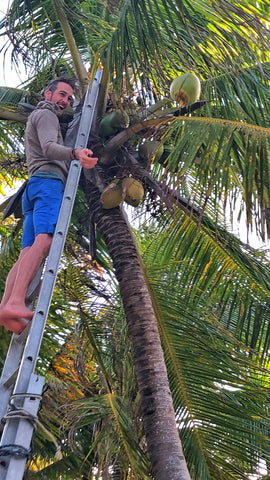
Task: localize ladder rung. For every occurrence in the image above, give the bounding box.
[2,368,19,389]
[14,323,31,345]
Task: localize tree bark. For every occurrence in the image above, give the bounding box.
[84,179,191,480]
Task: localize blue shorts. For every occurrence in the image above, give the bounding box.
[21,177,64,248]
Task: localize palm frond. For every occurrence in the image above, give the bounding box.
[137,112,270,240]
[66,393,151,478]
[108,0,270,94]
[140,210,270,358]
[136,216,270,479]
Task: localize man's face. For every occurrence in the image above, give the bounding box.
[44,82,74,114]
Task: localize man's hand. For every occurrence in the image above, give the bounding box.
[74,148,98,169]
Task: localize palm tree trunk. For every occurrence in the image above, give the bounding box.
[84,179,191,480]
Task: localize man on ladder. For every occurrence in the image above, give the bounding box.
[0,76,98,335]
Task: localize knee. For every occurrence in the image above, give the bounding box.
[35,234,53,258]
[43,235,53,257]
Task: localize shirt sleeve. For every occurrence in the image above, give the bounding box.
[34,109,72,161]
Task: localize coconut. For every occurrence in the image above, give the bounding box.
[157,144,174,167]
[170,73,201,106]
[138,141,164,166]
[122,177,144,207]
[98,114,117,138]
[98,110,129,138]
[100,181,123,209]
[109,109,129,130]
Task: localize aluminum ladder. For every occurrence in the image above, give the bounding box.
[0,69,102,480]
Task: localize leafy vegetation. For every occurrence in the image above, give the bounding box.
[0,0,270,479]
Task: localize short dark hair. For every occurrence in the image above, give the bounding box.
[45,76,76,93]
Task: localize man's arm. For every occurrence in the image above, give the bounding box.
[35,110,98,167]
[34,110,73,160]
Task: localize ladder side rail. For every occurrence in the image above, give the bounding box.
[0,71,102,479]
[0,159,82,478]
[0,264,43,424]
[0,340,26,429]
[12,69,102,379]
[0,375,44,480]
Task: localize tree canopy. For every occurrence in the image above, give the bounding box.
[0,1,270,479]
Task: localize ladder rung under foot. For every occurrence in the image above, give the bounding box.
[1,368,19,389]
[14,323,31,345]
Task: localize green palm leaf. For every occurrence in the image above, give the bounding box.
[1,0,270,478]
[137,216,270,478]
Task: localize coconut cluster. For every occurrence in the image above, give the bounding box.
[101,177,144,209]
[99,72,201,209]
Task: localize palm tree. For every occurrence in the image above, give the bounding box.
[1,0,270,479]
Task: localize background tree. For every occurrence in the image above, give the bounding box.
[1,1,270,479]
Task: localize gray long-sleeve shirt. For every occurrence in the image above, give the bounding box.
[24,101,73,183]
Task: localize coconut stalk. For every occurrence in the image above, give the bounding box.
[105,116,174,152]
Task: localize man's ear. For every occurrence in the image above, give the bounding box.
[44,89,52,101]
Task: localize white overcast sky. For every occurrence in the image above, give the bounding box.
[0,0,27,87]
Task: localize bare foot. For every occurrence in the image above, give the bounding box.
[0,304,33,334]
[1,304,34,321]
[0,316,29,335]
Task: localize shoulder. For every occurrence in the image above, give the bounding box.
[36,100,60,115]
[28,105,59,128]
[31,101,60,119]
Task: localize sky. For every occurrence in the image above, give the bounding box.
[0,0,27,88]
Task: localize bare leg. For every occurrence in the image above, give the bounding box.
[0,233,52,334]
[0,248,30,334]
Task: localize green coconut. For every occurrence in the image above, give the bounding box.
[98,114,117,138]
[157,144,174,166]
[109,109,129,130]
[98,110,129,138]
[138,141,164,166]
[100,181,123,209]
[170,73,201,106]
[122,177,144,207]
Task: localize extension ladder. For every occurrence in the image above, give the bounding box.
[0,69,102,480]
